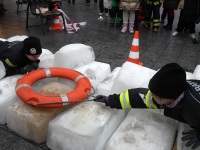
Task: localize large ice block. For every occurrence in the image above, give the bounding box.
[54,44,95,69]
[186,72,195,80]
[0,75,22,124]
[105,109,178,150]
[96,67,121,96]
[110,62,156,94]
[46,102,125,150]
[75,61,111,89]
[0,61,6,79]
[7,101,66,143]
[7,81,73,143]
[7,35,28,42]
[39,54,55,68]
[193,65,200,80]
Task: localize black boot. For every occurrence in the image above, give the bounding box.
[72,0,75,4]
[67,0,70,3]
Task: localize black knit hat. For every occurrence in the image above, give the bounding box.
[23,36,42,55]
[148,63,186,99]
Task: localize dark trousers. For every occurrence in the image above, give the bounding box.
[144,4,161,28]
[161,8,174,26]
[176,9,195,34]
[110,6,122,24]
[99,0,108,13]
[86,0,97,3]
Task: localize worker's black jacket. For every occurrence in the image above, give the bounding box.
[0,40,35,76]
[108,80,200,129]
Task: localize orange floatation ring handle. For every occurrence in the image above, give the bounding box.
[15,67,92,108]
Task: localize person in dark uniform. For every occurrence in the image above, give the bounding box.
[0,36,42,77]
[94,63,200,149]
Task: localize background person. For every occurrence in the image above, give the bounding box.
[94,63,200,149]
[0,36,42,77]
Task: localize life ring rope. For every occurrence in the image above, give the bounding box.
[15,67,92,108]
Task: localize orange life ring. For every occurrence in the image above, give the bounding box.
[15,67,92,108]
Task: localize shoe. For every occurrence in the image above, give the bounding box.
[67,0,70,2]
[115,23,121,28]
[153,28,158,33]
[121,23,128,33]
[94,0,97,3]
[85,3,90,6]
[99,13,102,16]
[109,23,114,27]
[72,0,75,4]
[190,33,196,39]
[129,23,134,33]
[164,25,172,30]
[172,31,178,36]
[143,23,150,29]
[105,13,109,17]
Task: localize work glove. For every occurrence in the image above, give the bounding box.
[30,60,40,70]
[20,64,34,74]
[182,129,200,149]
[94,95,109,106]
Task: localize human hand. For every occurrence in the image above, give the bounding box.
[182,129,200,149]
[20,64,34,74]
[94,95,109,106]
[30,60,40,70]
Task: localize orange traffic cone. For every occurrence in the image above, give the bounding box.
[49,15,63,30]
[127,31,143,66]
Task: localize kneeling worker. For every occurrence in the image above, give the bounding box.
[94,63,200,149]
[0,36,42,77]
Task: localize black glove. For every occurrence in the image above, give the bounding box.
[182,129,200,149]
[30,60,40,70]
[20,64,34,74]
[94,95,109,106]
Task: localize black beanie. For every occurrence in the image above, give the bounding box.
[23,36,42,55]
[148,63,186,99]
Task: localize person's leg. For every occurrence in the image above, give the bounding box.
[129,10,135,33]
[172,9,186,36]
[109,6,117,27]
[188,22,196,39]
[121,10,129,33]
[86,0,90,5]
[164,9,174,30]
[161,8,167,23]
[99,0,104,15]
[152,4,161,32]
[115,8,122,28]
[143,3,152,29]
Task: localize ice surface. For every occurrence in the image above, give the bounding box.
[7,35,28,42]
[75,61,111,90]
[176,123,200,150]
[7,101,66,143]
[0,75,22,124]
[96,67,121,96]
[46,102,125,150]
[54,44,95,69]
[105,109,178,150]
[39,54,55,68]
[193,65,200,80]
[110,62,156,94]
[0,61,6,79]
[7,81,73,143]
[0,38,6,41]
